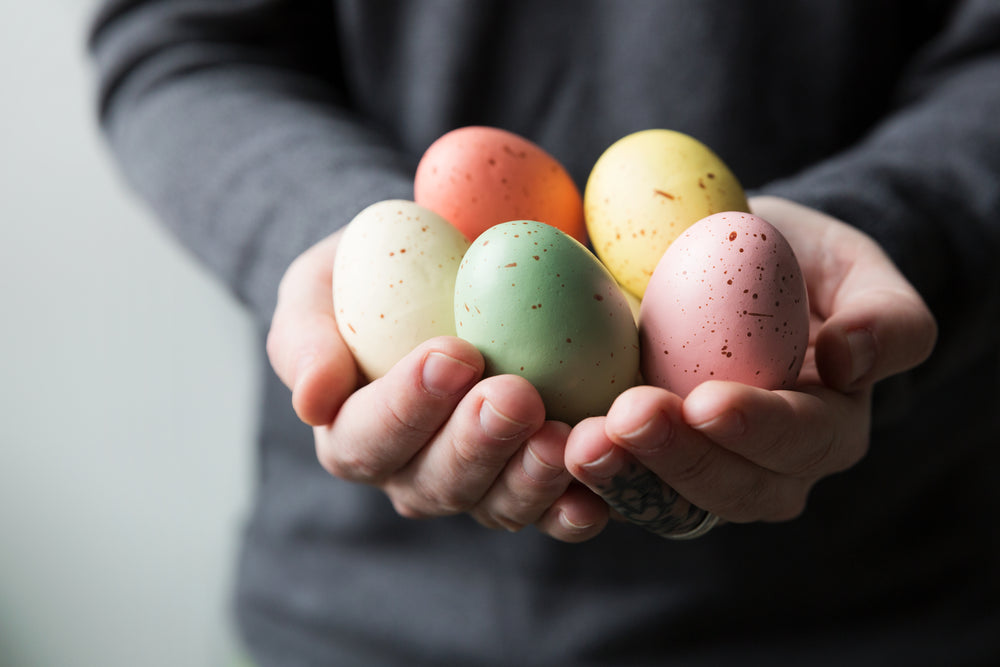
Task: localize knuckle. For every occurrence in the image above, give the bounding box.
[375,395,436,444]
[787,430,837,477]
[315,436,382,484]
[390,498,430,521]
[405,475,474,517]
[671,446,717,486]
[766,481,811,522]
[493,494,550,528]
[716,474,771,521]
[452,435,512,477]
[472,509,522,532]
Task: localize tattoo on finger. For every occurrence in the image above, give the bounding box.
[596,462,712,539]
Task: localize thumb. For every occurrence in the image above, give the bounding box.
[266,230,360,425]
[815,284,937,392]
[749,196,937,393]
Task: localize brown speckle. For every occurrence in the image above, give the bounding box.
[729,231,738,241]
[593,294,604,301]
[653,189,675,200]
[505,262,517,268]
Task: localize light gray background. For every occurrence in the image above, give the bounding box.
[1,3,258,665]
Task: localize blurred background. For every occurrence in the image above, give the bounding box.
[1,2,258,665]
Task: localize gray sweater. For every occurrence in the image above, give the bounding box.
[90,1,1000,665]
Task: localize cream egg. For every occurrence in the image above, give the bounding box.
[334,200,470,381]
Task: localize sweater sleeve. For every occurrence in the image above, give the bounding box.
[89,0,414,326]
[761,0,1000,393]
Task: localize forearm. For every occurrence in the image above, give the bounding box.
[90,0,413,325]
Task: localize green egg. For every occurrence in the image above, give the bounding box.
[454,220,639,424]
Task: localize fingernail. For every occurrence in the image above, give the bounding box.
[691,409,745,439]
[847,329,876,385]
[522,444,564,482]
[615,411,671,454]
[580,448,620,480]
[480,400,531,440]
[559,510,593,532]
[421,352,478,397]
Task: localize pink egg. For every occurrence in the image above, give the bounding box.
[639,212,809,397]
[414,126,586,243]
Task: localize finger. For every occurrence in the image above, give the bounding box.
[566,414,731,532]
[683,380,870,478]
[570,388,805,524]
[750,196,937,391]
[266,231,358,425]
[472,421,574,531]
[316,336,483,484]
[814,286,937,391]
[385,374,546,518]
[534,482,610,543]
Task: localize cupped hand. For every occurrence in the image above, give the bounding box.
[267,230,608,542]
[565,196,937,537]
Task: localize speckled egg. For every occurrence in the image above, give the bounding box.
[415,126,587,243]
[454,220,638,424]
[639,212,809,397]
[584,129,750,299]
[334,200,470,381]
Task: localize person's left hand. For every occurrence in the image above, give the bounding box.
[564,196,937,538]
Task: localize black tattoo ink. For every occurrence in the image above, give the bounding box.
[596,462,708,538]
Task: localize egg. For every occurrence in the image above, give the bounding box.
[584,129,750,299]
[415,126,587,243]
[334,200,470,381]
[454,220,638,424]
[639,212,809,397]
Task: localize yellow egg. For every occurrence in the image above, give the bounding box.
[584,129,750,299]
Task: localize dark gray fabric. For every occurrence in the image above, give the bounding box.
[89,1,1000,665]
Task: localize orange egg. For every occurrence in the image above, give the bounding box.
[414,126,586,243]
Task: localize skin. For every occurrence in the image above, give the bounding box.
[267,229,608,542]
[266,196,937,542]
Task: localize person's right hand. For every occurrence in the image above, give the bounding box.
[266,230,609,541]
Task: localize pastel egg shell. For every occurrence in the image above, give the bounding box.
[415,126,587,243]
[639,212,809,397]
[334,199,470,381]
[584,128,750,299]
[454,220,638,424]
